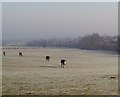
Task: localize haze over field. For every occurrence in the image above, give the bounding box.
[2,2,118,41]
[1,2,119,96]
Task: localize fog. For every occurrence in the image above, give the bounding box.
[2,2,118,41]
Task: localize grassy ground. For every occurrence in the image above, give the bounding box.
[2,47,118,95]
[0,48,2,96]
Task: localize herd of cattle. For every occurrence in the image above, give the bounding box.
[2,51,67,68]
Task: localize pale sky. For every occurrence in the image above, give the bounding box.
[2,2,118,40]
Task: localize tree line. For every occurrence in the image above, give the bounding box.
[26,33,120,51]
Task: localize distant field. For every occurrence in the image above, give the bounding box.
[2,47,118,95]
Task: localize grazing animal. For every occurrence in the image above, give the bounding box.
[46,56,50,61]
[19,52,23,56]
[3,51,5,56]
[60,59,67,68]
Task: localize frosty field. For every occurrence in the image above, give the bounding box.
[2,47,118,95]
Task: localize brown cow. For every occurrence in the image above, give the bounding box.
[46,56,50,61]
[19,52,23,56]
[3,51,5,56]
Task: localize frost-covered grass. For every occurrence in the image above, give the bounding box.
[2,47,118,95]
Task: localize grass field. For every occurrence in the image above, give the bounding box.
[2,47,118,95]
[0,48,2,96]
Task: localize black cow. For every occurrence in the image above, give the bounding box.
[3,51,5,56]
[60,59,67,68]
[46,56,50,61]
[19,52,23,56]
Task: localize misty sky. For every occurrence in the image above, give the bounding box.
[2,2,118,40]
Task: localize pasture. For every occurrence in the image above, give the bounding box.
[2,47,118,95]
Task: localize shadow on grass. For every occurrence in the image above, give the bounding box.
[40,65,59,68]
